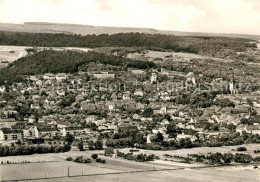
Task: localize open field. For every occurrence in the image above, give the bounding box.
[30,166,260,182]
[127,50,207,61]
[145,50,207,59]
[0,150,181,181]
[0,151,179,181]
[0,46,28,67]
[126,50,227,64]
[0,144,260,181]
[1,157,259,182]
[120,144,260,159]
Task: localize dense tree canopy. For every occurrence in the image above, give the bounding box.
[0,50,155,85]
[0,31,256,58]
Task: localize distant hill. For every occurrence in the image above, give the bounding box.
[0,22,158,35]
[0,22,259,41]
[161,30,260,42]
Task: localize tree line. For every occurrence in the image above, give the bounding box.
[0,31,256,58]
[0,144,71,157]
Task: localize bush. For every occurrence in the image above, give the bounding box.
[254,150,260,153]
[66,157,73,161]
[74,156,84,163]
[84,159,92,163]
[129,149,139,152]
[91,154,98,159]
[136,154,155,162]
[254,157,260,162]
[74,156,92,163]
[96,158,106,164]
[77,142,84,151]
[234,153,252,163]
[237,147,247,151]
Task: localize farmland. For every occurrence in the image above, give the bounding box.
[31,167,259,182]
[0,144,260,181]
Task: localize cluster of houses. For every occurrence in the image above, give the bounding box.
[0,123,92,142]
[0,63,260,147]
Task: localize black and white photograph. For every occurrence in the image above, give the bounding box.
[0,0,260,181]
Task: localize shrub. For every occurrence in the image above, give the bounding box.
[77,142,84,151]
[84,159,92,163]
[73,156,91,163]
[234,153,252,163]
[254,150,260,153]
[74,156,84,163]
[129,149,139,152]
[66,157,73,161]
[91,154,98,159]
[237,147,247,151]
[254,157,260,162]
[96,158,106,164]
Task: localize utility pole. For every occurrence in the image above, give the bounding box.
[68,166,70,177]
[153,164,156,171]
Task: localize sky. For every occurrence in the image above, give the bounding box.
[0,0,260,35]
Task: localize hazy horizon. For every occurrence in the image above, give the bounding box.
[0,0,260,35]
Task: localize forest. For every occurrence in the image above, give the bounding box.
[0,50,155,85]
[0,31,257,58]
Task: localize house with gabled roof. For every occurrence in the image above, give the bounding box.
[123,92,131,101]
[134,89,144,97]
[247,125,260,135]
[56,73,68,82]
[61,127,85,137]
[167,105,178,114]
[153,105,167,115]
[176,133,196,141]
[23,126,35,139]
[236,124,260,135]
[93,72,115,79]
[85,115,97,124]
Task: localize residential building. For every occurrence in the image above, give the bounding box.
[0,128,23,141]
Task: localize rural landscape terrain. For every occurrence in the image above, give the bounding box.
[0,22,259,182]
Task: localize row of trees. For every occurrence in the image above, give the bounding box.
[117,151,156,162]
[0,144,71,157]
[188,152,259,165]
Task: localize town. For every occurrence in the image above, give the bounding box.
[1,0,260,181]
[0,48,260,153]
